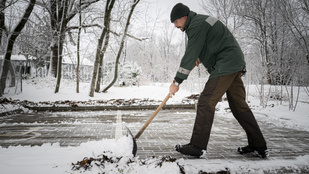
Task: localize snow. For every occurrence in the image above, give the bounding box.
[2,77,190,104]
[0,55,36,61]
[1,78,309,173]
[1,139,309,173]
[0,137,134,174]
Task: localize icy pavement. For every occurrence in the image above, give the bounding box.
[1,109,309,173]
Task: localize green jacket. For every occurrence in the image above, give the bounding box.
[174,11,245,83]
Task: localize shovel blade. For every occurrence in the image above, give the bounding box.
[126,126,137,157]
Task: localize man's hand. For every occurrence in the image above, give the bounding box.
[195,58,201,67]
[169,82,179,98]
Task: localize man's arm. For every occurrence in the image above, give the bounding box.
[169,59,200,97]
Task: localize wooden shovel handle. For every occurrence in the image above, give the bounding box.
[134,93,170,139]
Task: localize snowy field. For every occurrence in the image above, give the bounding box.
[1,77,309,173]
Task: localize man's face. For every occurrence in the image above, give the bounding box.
[173,16,187,32]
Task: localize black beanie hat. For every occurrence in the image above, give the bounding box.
[170,3,190,23]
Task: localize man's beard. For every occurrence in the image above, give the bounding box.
[178,26,185,32]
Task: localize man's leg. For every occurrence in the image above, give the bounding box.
[226,73,268,158]
[190,73,238,149]
[226,72,266,148]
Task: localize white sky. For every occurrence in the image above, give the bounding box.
[145,0,203,22]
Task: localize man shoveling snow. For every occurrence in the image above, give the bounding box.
[168,3,268,158]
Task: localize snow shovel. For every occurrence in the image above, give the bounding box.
[126,93,170,156]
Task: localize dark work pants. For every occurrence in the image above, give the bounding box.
[190,72,266,149]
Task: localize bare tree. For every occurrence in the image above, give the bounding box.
[122,2,160,84]
[95,0,116,93]
[156,21,176,82]
[1,0,12,92]
[102,0,140,93]
[200,0,243,33]
[89,0,116,97]
[76,0,82,93]
[0,0,6,48]
[0,0,36,97]
[236,0,275,85]
[234,0,309,110]
[36,0,99,93]
[279,0,309,66]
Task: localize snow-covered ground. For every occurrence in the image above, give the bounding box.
[1,78,309,173]
[2,77,192,104]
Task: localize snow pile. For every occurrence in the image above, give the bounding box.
[0,135,134,174]
[1,136,308,174]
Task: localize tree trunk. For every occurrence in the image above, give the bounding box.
[95,28,110,92]
[49,0,58,78]
[95,0,115,92]
[290,83,294,110]
[103,0,140,93]
[0,59,9,96]
[54,36,64,93]
[76,0,82,93]
[89,0,115,96]
[50,43,58,78]
[89,28,106,97]
[0,0,36,96]
[9,61,15,87]
[54,0,67,93]
[0,0,6,47]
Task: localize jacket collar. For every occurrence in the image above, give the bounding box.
[185,11,197,31]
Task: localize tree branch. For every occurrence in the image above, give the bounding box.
[109,30,150,41]
[66,24,102,31]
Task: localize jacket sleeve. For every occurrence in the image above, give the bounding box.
[174,23,209,84]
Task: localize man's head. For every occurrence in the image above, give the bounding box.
[170,3,190,32]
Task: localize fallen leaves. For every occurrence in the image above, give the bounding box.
[71,157,94,171]
[71,155,182,173]
[1,95,198,108]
